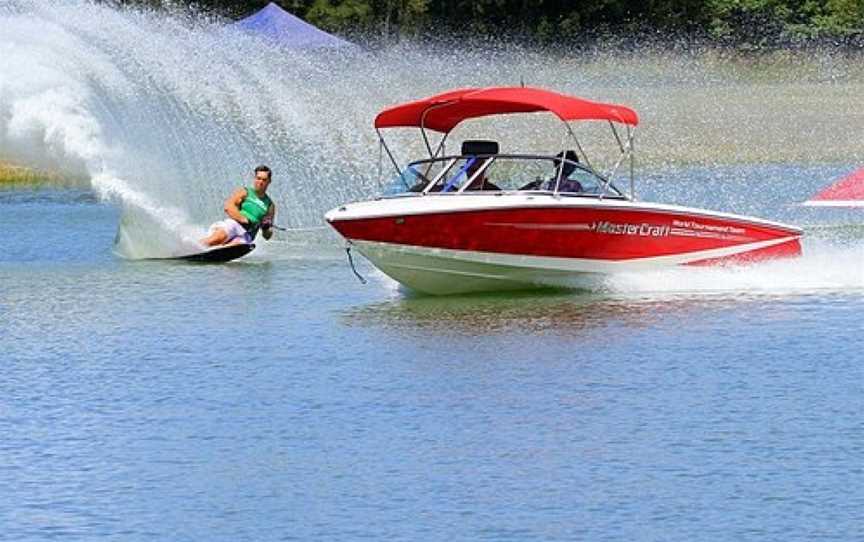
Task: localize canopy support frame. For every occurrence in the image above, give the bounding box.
[597,122,637,200]
[375,128,407,189]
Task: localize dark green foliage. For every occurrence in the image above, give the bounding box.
[111,0,864,46]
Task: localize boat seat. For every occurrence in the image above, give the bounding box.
[461,140,499,156]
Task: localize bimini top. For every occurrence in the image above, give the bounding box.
[374,86,639,133]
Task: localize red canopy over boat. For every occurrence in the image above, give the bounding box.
[374,87,640,133]
[805,167,864,207]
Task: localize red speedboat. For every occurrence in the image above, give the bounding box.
[325,87,802,295]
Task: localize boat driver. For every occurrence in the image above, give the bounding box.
[201,165,277,247]
[518,150,583,192]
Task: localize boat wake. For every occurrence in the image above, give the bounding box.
[341,237,860,338]
[586,239,864,297]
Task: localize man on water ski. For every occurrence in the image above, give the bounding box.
[202,165,276,247]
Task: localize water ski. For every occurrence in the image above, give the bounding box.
[174,243,255,263]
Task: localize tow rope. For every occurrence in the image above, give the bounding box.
[270,225,367,285]
[270,225,328,233]
[345,246,367,284]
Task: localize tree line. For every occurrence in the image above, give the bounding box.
[123,0,864,47]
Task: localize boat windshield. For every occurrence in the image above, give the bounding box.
[384,155,625,198]
[380,161,451,195]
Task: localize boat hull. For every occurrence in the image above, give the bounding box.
[326,195,802,295]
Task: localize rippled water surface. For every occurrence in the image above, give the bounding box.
[1,174,862,541]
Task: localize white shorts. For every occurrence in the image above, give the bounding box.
[208,218,252,244]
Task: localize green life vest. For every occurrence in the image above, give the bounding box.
[239,186,272,226]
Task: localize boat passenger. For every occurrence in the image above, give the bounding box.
[464,158,500,191]
[201,165,277,247]
[546,150,583,193]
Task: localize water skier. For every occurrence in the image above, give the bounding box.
[202,165,276,247]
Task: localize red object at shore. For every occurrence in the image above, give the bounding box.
[805,167,864,207]
[374,87,639,133]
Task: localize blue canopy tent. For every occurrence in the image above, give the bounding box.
[233,2,356,49]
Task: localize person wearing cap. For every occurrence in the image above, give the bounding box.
[544,150,583,193]
[201,165,276,247]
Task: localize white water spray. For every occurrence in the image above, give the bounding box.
[1,0,378,257]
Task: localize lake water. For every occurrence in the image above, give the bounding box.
[2,1,864,538]
[2,164,862,541]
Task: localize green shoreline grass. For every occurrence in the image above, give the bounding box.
[0,161,80,186]
[0,162,45,184]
